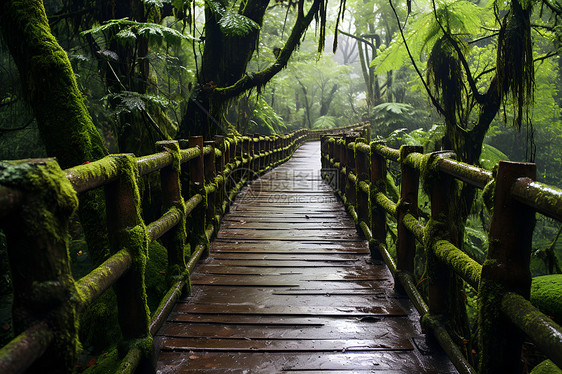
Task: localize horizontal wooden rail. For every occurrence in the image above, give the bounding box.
[321,133,562,374]
[0,128,313,373]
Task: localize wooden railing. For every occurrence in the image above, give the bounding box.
[307,121,370,141]
[0,130,310,373]
[321,134,562,374]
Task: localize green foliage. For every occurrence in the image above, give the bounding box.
[219,10,261,37]
[312,115,337,129]
[371,0,490,75]
[143,0,169,6]
[248,94,286,135]
[370,102,415,137]
[384,123,446,151]
[205,1,261,37]
[81,18,197,45]
[479,144,508,170]
[102,91,176,116]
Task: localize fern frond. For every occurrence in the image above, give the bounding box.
[219,10,261,37]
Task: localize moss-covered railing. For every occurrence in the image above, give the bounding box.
[0,129,308,373]
[321,135,562,374]
[307,121,370,141]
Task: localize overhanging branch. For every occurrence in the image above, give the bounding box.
[337,29,376,50]
[213,0,322,99]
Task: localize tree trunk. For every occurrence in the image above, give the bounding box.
[0,0,110,267]
[179,0,324,138]
[180,0,269,138]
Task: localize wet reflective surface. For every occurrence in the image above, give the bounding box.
[155,142,457,373]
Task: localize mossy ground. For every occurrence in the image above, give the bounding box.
[530,274,562,324]
[530,359,562,374]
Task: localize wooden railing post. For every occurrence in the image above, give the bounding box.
[425,152,457,317]
[214,136,226,216]
[355,139,370,229]
[104,154,151,351]
[203,140,217,236]
[345,136,358,211]
[186,136,209,256]
[251,135,259,174]
[338,137,347,197]
[0,159,80,372]
[397,146,423,281]
[265,136,271,169]
[320,135,329,171]
[370,141,387,259]
[478,161,536,374]
[243,136,251,174]
[157,140,187,282]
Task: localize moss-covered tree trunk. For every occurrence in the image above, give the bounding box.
[179,0,324,138]
[0,0,110,266]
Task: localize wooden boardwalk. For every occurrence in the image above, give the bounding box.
[154,142,457,373]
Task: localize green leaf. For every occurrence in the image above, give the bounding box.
[81,18,197,44]
[218,10,260,37]
[116,29,137,42]
[205,0,225,17]
[312,116,337,129]
[142,0,169,6]
[97,49,119,61]
[480,143,509,170]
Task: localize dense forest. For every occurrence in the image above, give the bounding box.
[0,0,561,372]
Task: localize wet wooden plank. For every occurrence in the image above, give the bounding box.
[159,318,412,340]
[211,239,369,251]
[220,221,353,229]
[182,286,391,302]
[156,351,457,373]
[155,142,456,374]
[216,229,359,241]
[195,264,388,277]
[173,303,407,317]
[161,338,413,352]
[204,260,360,268]
[210,253,363,261]
[168,314,326,326]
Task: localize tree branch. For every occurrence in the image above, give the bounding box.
[337,29,376,50]
[388,0,445,115]
[0,118,34,133]
[213,0,322,99]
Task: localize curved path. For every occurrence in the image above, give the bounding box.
[154,142,457,373]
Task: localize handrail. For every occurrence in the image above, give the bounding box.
[0,129,310,373]
[321,133,562,374]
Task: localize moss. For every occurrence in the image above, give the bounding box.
[0,159,81,371]
[478,269,506,372]
[433,239,482,288]
[531,360,562,374]
[145,241,169,313]
[79,290,121,353]
[82,347,121,374]
[531,274,562,324]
